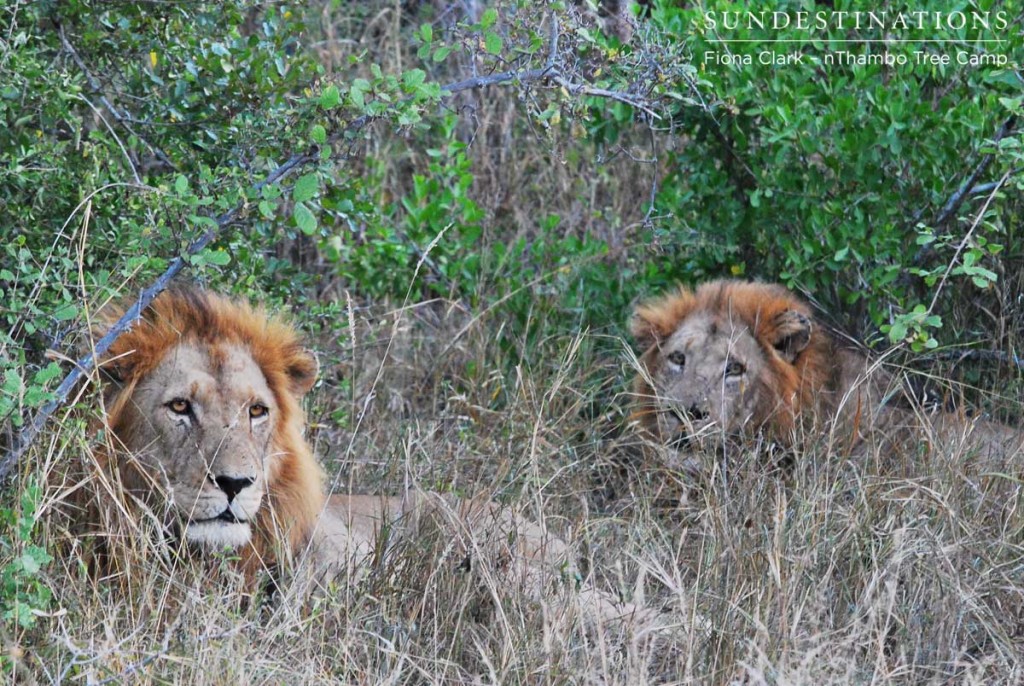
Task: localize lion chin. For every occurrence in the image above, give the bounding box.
[184,519,253,550]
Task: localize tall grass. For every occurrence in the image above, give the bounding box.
[12,297,1021,684]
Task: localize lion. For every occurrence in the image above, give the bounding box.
[86,286,657,628]
[629,279,1023,465]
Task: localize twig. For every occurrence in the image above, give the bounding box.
[551,74,661,120]
[74,94,142,184]
[932,115,1017,228]
[57,22,177,173]
[927,171,1010,315]
[641,125,660,228]
[442,66,553,95]
[921,348,1024,370]
[970,168,1022,195]
[907,117,1018,276]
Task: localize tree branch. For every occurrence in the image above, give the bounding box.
[932,115,1017,228]
[921,348,1024,370]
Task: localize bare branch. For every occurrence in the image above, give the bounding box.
[969,167,1023,196]
[550,74,661,120]
[921,348,1024,370]
[932,115,1017,228]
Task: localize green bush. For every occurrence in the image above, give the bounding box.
[641,0,1023,348]
[0,478,52,666]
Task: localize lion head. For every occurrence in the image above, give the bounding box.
[629,280,840,449]
[94,287,324,567]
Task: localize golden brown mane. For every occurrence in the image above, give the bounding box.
[95,287,324,572]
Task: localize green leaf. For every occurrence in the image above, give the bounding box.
[261,183,282,201]
[433,46,452,62]
[53,303,78,321]
[311,124,327,145]
[420,23,433,42]
[174,174,189,194]
[203,249,231,266]
[293,202,317,236]
[24,385,51,406]
[998,96,1022,113]
[484,32,502,56]
[33,362,62,385]
[292,173,320,203]
[349,78,370,109]
[320,85,341,109]
[3,369,22,395]
[403,69,426,89]
[188,215,218,229]
[18,551,43,576]
[887,321,907,343]
[480,8,498,29]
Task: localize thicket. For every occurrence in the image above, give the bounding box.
[0,0,1022,678]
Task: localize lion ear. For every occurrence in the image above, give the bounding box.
[285,348,319,397]
[769,310,812,363]
[630,308,673,350]
[630,288,695,351]
[630,313,660,350]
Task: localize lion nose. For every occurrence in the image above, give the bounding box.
[686,404,708,421]
[214,475,255,502]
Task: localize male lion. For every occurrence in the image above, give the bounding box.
[629,279,1023,465]
[87,287,653,627]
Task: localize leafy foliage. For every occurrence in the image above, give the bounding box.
[643,0,1023,346]
[0,478,52,664]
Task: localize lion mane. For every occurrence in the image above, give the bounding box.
[94,287,323,572]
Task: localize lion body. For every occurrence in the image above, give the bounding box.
[629,280,1023,462]
[90,287,650,627]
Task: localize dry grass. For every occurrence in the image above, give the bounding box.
[12,296,1023,685]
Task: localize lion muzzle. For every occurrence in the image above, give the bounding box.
[181,471,262,550]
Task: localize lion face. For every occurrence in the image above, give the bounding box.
[631,281,822,449]
[120,342,276,549]
[97,287,324,561]
[642,310,772,443]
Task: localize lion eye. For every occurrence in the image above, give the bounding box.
[249,404,269,419]
[167,398,192,415]
[666,351,686,368]
[725,359,746,377]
